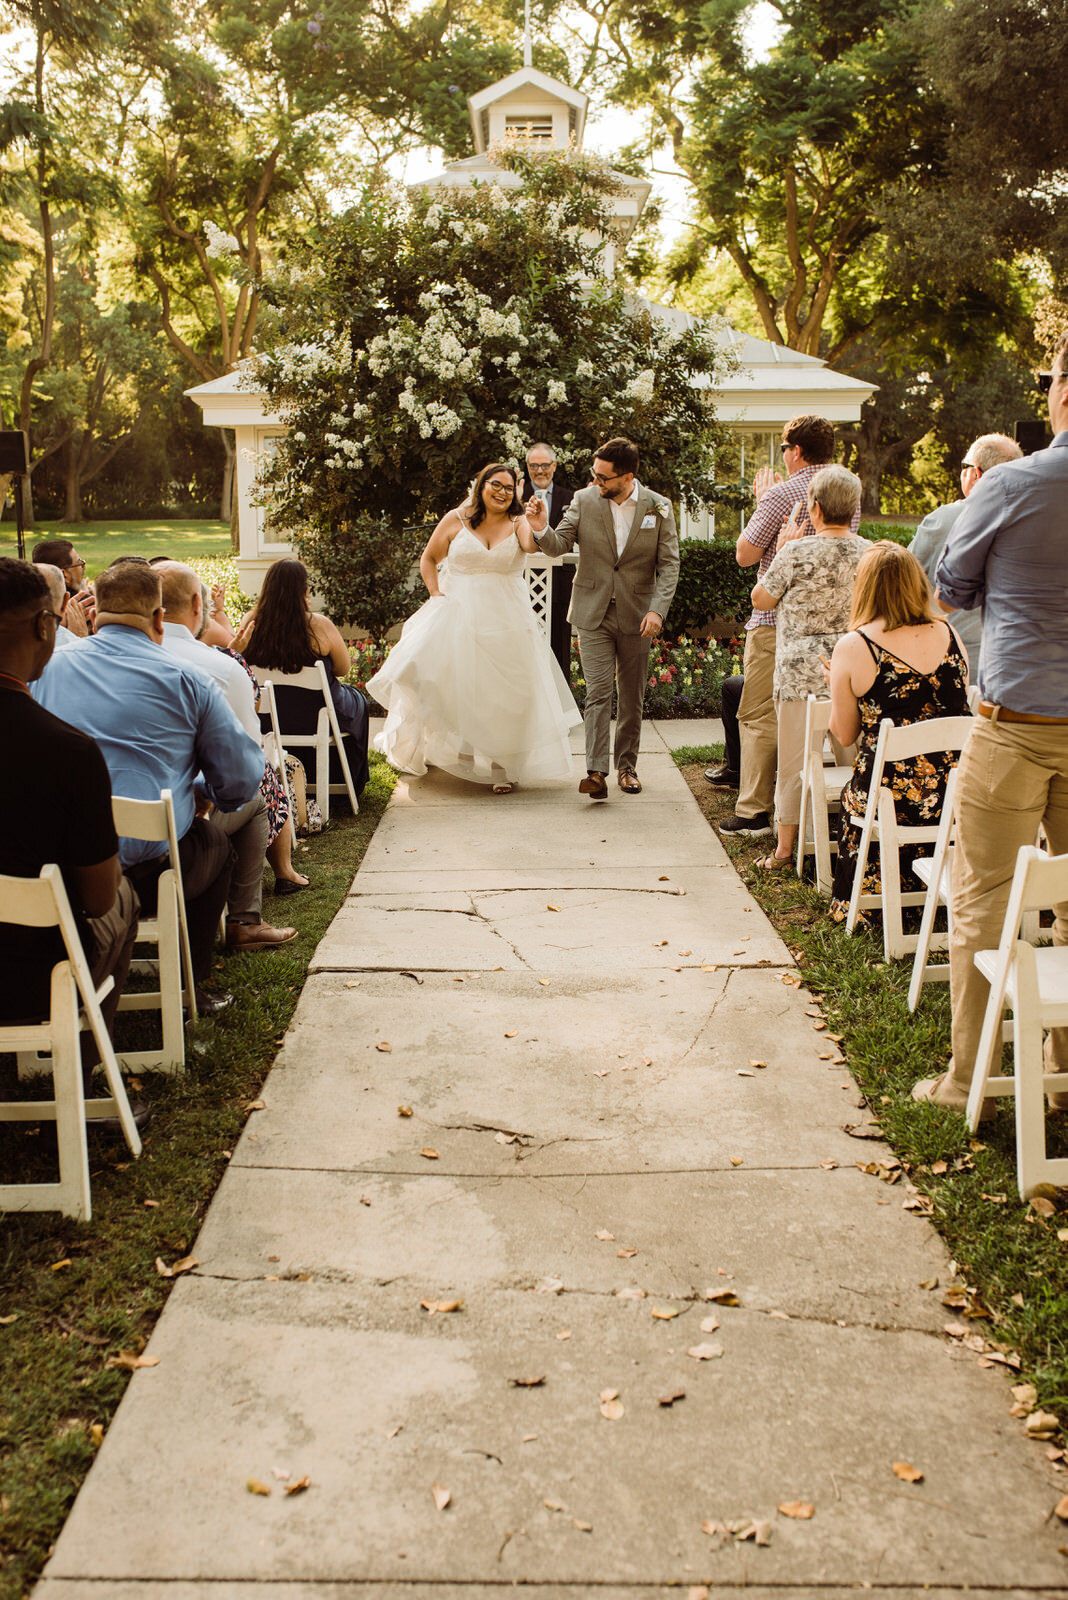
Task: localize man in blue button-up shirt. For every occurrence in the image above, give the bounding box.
[912,333,1068,1113]
[34,562,295,996]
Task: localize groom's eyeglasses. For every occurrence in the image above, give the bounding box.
[590,469,621,485]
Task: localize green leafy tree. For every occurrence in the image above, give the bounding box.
[252,149,739,632]
[578,0,946,362]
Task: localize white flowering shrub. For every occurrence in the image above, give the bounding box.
[252,148,738,633]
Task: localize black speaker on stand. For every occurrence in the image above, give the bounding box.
[0,431,30,558]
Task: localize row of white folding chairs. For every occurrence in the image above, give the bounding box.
[254,662,360,825]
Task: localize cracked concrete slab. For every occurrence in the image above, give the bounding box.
[313,882,786,972]
[351,863,739,894]
[44,1278,1065,1590]
[192,1165,948,1331]
[32,1589,1068,1600]
[229,968,868,1175]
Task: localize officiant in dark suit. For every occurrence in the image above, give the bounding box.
[521,442,575,678]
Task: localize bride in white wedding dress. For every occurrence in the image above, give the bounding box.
[367,462,581,793]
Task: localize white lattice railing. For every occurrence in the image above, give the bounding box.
[525,554,554,642]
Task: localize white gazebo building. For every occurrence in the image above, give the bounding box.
[189,64,874,596]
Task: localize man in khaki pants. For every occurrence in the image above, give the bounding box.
[913,331,1068,1112]
[720,415,856,838]
[528,437,679,798]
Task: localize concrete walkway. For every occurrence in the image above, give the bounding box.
[38,722,1066,1598]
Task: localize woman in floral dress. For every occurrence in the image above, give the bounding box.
[828,541,970,920]
[750,464,869,869]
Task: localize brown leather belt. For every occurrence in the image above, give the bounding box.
[978,701,1068,726]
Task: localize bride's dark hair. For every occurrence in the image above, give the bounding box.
[466,462,522,528]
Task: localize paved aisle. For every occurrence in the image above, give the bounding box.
[39,725,1066,1598]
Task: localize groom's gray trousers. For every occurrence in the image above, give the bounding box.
[578,600,652,774]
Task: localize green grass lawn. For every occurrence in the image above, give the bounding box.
[1,519,232,578]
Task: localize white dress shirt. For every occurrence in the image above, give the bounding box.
[608,479,640,559]
[161,621,261,741]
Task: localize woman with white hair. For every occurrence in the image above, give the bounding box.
[749,464,869,870]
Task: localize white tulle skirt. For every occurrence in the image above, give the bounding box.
[367,570,581,786]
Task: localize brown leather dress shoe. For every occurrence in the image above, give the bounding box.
[226,921,298,951]
[617,768,642,793]
[578,771,609,799]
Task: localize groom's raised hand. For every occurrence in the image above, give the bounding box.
[525,495,547,533]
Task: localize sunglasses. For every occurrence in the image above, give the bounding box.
[1037,371,1065,395]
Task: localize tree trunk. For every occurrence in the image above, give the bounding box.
[229,462,240,554]
[19,470,35,531]
[63,433,84,523]
[221,427,235,528]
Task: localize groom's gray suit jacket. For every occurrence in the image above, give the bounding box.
[534,482,680,634]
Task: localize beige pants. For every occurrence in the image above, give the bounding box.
[737,625,777,818]
[947,717,1068,1095]
[773,699,808,826]
[577,604,651,774]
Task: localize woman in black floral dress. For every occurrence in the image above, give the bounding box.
[828,542,970,921]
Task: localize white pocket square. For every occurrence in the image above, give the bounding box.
[640,514,657,529]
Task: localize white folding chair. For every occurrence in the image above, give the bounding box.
[964,845,1068,1196]
[1,865,142,1219]
[966,683,982,714]
[251,662,358,823]
[844,715,974,960]
[795,695,854,896]
[260,679,297,847]
[111,790,197,1074]
[906,765,959,1011]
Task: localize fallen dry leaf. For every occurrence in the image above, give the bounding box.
[688,1586,710,1600]
[600,1387,619,1402]
[51,1259,72,1271]
[375,1041,392,1053]
[504,1029,518,1038]
[651,1305,680,1320]
[105,1351,160,1371]
[819,1159,839,1170]
[544,1498,564,1512]
[556,1329,571,1340]
[616,1286,645,1300]
[659,1389,686,1407]
[1054,1495,1068,1522]
[600,1399,625,1420]
[1025,1410,1061,1439]
[593,1069,610,1077]
[892,1462,924,1482]
[397,1105,413,1117]
[154,1255,198,1279]
[729,1155,744,1166]
[344,979,359,988]
[699,1315,720,1333]
[617,1247,638,1259]
[705,1288,740,1305]
[687,1343,724,1361]
[509,1375,546,1388]
[245,1098,266,1112]
[0,1314,18,1328]
[547,903,561,912]
[573,1518,593,1532]
[247,1478,271,1496]
[89,1422,104,1446]
[658,874,669,881]
[535,1276,564,1294]
[419,1298,464,1314]
[431,1483,452,1511]
[284,1476,311,1496]
[778,1501,815,1519]
[811,1020,827,1032]
[420,1148,440,1160]
[594,1229,615,1241]
[142,1199,160,1209]
[537,977,551,986]
[1031,1196,1057,1218]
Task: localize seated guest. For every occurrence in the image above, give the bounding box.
[158,561,308,895]
[32,536,93,635]
[149,555,234,647]
[234,558,370,798]
[36,564,78,650]
[749,465,869,870]
[32,563,296,1008]
[0,559,140,1104]
[827,541,970,921]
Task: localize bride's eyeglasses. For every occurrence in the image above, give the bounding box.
[486,479,514,493]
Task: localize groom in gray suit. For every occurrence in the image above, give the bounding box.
[526,437,679,798]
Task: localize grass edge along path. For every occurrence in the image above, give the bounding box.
[0,757,397,1600]
[674,745,1068,1454]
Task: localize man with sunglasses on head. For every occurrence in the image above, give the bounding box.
[908,432,1022,681]
[718,414,855,838]
[913,335,1068,1115]
[526,436,678,798]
